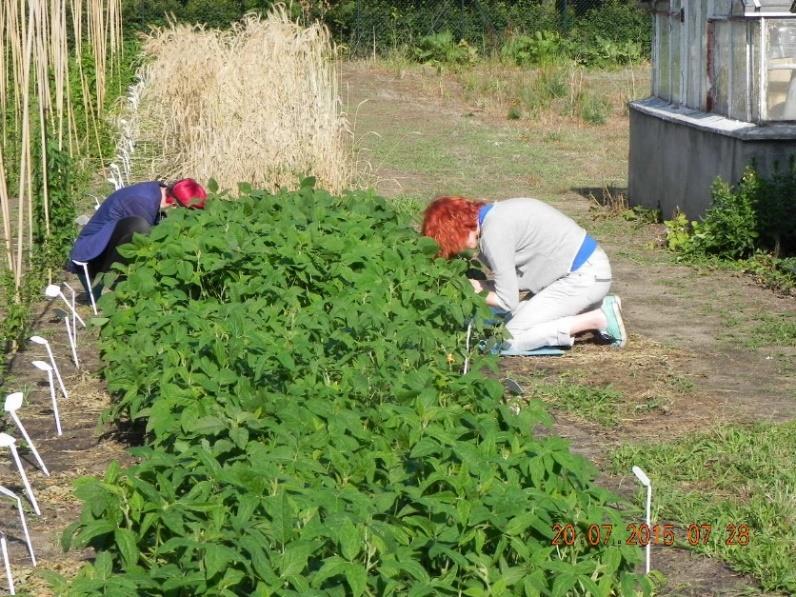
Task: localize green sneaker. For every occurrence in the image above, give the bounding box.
[600,295,627,348]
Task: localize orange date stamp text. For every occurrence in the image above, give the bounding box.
[551,522,751,547]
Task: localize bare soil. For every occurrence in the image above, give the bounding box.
[0,272,131,594]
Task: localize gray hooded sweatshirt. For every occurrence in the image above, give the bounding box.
[478,197,588,313]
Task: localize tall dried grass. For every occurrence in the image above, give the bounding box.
[135,7,354,194]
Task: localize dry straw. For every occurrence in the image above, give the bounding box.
[135,7,354,194]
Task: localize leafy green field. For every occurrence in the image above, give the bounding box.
[50,183,652,595]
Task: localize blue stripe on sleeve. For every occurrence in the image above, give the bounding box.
[570,234,598,272]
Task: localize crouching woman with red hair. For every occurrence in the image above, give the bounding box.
[422,196,626,351]
[68,179,208,300]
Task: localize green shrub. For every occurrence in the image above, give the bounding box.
[687,171,760,259]
[122,0,184,30]
[575,36,644,67]
[742,253,796,296]
[664,212,691,253]
[183,0,244,28]
[755,157,796,256]
[500,31,570,66]
[57,183,651,595]
[412,30,478,66]
[570,0,651,66]
[665,169,761,260]
[663,164,796,292]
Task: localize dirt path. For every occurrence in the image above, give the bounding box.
[342,61,795,595]
[0,274,128,594]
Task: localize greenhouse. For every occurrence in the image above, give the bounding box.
[630,0,796,217]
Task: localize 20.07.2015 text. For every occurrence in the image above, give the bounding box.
[552,522,751,547]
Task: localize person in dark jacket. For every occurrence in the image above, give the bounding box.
[69,179,207,299]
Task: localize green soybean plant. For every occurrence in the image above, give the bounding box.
[56,182,651,596]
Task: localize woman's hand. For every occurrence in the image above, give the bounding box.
[469,278,504,309]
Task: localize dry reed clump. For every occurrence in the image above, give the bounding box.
[135,8,354,194]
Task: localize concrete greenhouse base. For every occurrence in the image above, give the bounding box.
[628,98,796,219]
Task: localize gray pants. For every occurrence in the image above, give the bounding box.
[504,247,612,351]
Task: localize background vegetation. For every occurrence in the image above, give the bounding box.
[119,0,651,63]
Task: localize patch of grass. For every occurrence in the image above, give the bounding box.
[355,114,572,198]
[542,130,562,143]
[717,307,796,352]
[612,421,796,593]
[387,193,427,225]
[506,105,521,120]
[452,58,648,125]
[350,61,638,200]
[666,372,695,394]
[632,394,671,415]
[746,313,796,348]
[532,380,622,427]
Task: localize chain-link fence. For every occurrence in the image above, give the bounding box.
[341,0,641,57]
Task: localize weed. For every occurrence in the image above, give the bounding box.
[500,31,570,67]
[412,31,478,67]
[666,373,695,394]
[533,380,622,427]
[543,130,562,143]
[664,212,691,252]
[622,205,661,225]
[506,105,522,120]
[579,92,611,124]
[742,252,796,296]
[633,395,671,415]
[588,185,629,218]
[745,313,796,348]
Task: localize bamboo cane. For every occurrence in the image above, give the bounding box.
[15,0,35,287]
[0,146,12,272]
[34,0,51,240]
[0,2,7,150]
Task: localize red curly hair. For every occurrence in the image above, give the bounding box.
[166,178,208,209]
[422,196,485,258]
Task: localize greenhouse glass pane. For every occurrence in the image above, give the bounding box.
[699,0,710,109]
[714,22,731,115]
[659,16,671,101]
[671,16,682,103]
[729,21,748,121]
[713,0,732,15]
[766,19,796,120]
[686,0,703,108]
[750,20,760,121]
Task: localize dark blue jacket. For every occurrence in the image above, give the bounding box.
[69,182,162,269]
